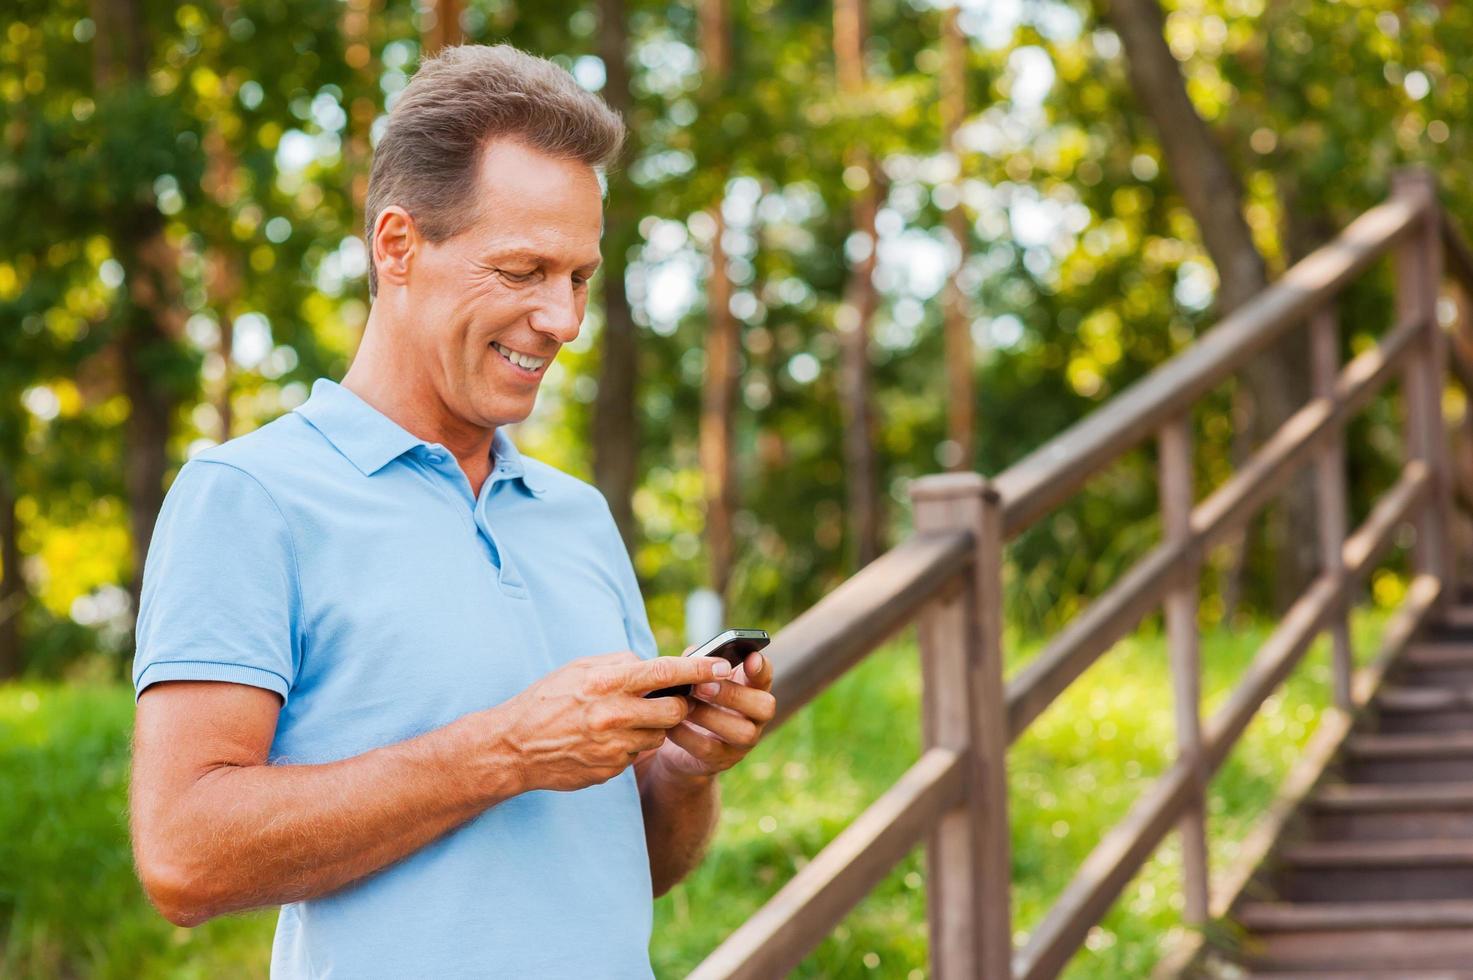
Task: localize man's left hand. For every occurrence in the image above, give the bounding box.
[650,651,776,780]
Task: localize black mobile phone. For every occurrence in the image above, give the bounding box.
[643,628,771,698]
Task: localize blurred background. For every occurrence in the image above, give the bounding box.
[2,0,1470,976]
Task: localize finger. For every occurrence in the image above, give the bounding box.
[666,721,734,770]
[685,702,760,747]
[740,651,774,692]
[583,652,644,694]
[690,679,776,725]
[621,653,732,695]
[625,694,691,730]
[629,729,669,754]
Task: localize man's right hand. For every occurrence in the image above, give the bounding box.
[489,651,734,793]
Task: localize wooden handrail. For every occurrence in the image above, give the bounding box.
[1014,460,1431,979]
[1445,213,1473,294]
[697,177,1466,980]
[767,528,971,731]
[1006,313,1425,738]
[995,194,1427,538]
[690,747,966,979]
[1205,461,1429,770]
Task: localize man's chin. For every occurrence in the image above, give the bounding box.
[473,395,537,431]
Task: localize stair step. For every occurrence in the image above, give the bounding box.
[1344,735,1473,782]
[1438,607,1473,630]
[1275,839,1473,901]
[1249,973,1473,979]
[1281,839,1473,867]
[1377,687,1473,712]
[1239,899,1473,931]
[1403,644,1473,671]
[1348,732,1473,759]
[1390,644,1473,690]
[1374,686,1473,734]
[1310,783,1473,838]
[1245,927,1473,971]
[1314,782,1473,812]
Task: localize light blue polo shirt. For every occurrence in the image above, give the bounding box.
[133,378,659,979]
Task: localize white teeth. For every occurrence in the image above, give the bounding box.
[492,342,548,371]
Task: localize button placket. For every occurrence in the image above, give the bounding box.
[475,479,529,597]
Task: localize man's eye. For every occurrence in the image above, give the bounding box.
[497,269,537,283]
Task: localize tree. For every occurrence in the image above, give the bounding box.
[0,466,22,678]
[697,0,740,602]
[833,0,884,566]
[89,0,196,617]
[1101,0,1318,610]
[940,3,974,471]
[592,0,642,549]
[422,0,463,56]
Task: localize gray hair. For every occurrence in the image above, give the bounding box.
[363,44,626,297]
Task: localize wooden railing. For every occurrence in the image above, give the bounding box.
[690,169,1473,979]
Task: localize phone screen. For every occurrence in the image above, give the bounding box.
[643,629,771,698]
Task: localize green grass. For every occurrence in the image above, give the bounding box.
[0,610,1389,978]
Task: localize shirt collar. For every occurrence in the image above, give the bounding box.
[295,379,423,476]
[294,378,545,495]
[489,426,545,495]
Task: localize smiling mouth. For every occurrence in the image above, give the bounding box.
[490,341,551,373]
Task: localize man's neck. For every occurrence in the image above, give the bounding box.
[342,324,496,494]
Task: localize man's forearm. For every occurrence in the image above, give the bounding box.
[133,708,520,925]
[636,754,720,896]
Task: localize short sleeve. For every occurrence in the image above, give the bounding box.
[132,460,302,702]
[599,500,658,662]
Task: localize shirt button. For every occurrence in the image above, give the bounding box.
[426,452,444,463]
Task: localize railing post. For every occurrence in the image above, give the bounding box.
[911,473,1012,980]
[1157,416,1208,926]
[1455,288,1473,582]
[1311,304,1355,710]
[1394,168,1451,608]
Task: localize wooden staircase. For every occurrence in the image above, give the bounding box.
[692,177,1473,978]
[1222,617,1473,977]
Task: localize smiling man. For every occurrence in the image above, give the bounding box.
[128,45,776,978]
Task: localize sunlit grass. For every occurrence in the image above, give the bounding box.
[0,609,1388,978]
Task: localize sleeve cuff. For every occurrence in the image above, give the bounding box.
[134,660,291,703]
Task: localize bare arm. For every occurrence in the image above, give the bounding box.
[636,755,721,897]
[130,652,734,926]
[636,652,776,895]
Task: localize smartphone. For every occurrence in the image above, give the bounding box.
[643,628,771,698]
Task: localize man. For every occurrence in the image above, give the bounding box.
[129,45,776,978]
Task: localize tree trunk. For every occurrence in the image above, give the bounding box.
[592,0,642,551]
[0,472,24,679]
[422,0,463,56]
[92,0,186,617]
[700,208,739,599]
[1103,0,1317,610]
[835,0,884,566]
[119,286,178,617]
[698,0,739,601]
[941,5,974,471]
[343,0,378,246]
[203,125,242,444]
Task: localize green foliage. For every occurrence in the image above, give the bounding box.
[2,0,1469,659]
[0,605,1394,977]
[0,683,273,979]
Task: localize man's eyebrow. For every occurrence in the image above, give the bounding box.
[484,248,602,272]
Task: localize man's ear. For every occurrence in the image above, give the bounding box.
[373,206,418,291]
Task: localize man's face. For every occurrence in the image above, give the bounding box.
[401,139,604,430]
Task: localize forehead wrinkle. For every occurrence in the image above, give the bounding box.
[470,213,602,265]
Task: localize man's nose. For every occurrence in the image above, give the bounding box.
[528,278,583,343]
